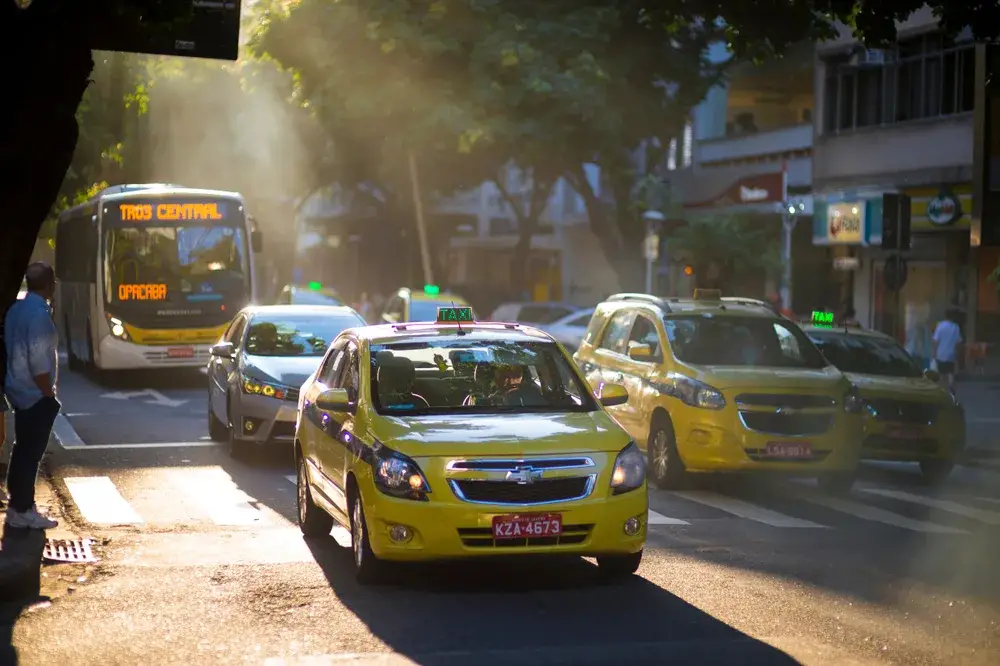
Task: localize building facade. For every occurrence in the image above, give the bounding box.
[812,8,976,347]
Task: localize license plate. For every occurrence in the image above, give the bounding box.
[167,347,194,358]
[492,513,563,539]
[886,425,923,439]
[766,442,813,458]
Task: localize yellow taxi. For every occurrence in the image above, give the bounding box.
[802,312,965,484]
[573,291,863,494]
[379,285,476,323]
[294,306,647,583]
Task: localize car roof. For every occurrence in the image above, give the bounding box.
[349,322,554,345]
[801,324,896,342]
[598,293,776,318]
[241,304,362,317]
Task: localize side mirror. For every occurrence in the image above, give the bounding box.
[316,387,352,412]
[627,342,655,362]
[209,341,235,358]
[599,383,629,407]
[924,368,940,382]
[251,230,263,253]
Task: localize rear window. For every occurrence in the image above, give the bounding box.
[245,313,364,357]
[808,332,922,378]
[664,314,828,369]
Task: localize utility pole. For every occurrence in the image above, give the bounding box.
[642,210,665,294]
[780,205,798,312]
[407,151,435,286]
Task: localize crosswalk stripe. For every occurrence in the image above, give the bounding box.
[63,476,144,524]
[647,509,689,525]
[285,475,297,485]
[671,490,826,528]
[860,487,1000,525]
[173,469,265,526]
[801,494,967,534]
[978,497,1000,505]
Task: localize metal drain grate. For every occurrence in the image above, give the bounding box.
[42,538,98,564]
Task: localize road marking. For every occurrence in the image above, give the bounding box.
[672,490,826,528]
[173,469,264,525]
[977,497,1000,505]
[285,475,297,485]
[58,441,221,450]
[101,389,187,408]
[52,413,87,448]
[801,494,967,533]
[63,476,144,524]
[860,487,1000,525]
[647,509,689,525]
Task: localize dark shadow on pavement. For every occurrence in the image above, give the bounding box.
[84,366,205,391]
[0,528,47,666]
[302,537,800,666]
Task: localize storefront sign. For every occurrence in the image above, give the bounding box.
[684,172,785,208]
[826,203,865,244]
[926,189,962,226]
[833,256,860,271]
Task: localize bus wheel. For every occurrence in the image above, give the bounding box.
[64,317,81,372]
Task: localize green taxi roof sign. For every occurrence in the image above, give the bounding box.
[436,306,474,323]
[307,281,323,291]
[423,284,440,296]
[811,310,834,327]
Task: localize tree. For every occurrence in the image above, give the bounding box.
[669,215,783,293]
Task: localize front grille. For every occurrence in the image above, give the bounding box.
[863,434,938,454]
[450,478,592,505]
[864,399,939,425]
[739,412,833,436]
[447,458,592,471]
[458,524,593,548]
[270,422,296,440]
[735,393,836,409]
[142,349,211,364]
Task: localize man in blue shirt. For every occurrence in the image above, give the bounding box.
[3,262,60,530]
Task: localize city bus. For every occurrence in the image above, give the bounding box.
[55,184,262,373]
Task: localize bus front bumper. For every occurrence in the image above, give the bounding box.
[97,335,214,370]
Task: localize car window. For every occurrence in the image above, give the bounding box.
[288,289,343,306]
[627,314,662,360]
[564,311,594,327]
[663,314,828,369]
[808,332,923,378]
[369,338,597,416]
[224,315,246,344]
[582,309,610,345]
[318,339,349,385]
[598,310,634,355]
[333,343,361,400]
[383,295,405,321]
[245,312,364,357]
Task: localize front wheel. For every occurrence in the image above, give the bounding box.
[350,492,386,584]
[208,399,227,442]
[596,550,643,580]
[647,422,686,490]
[920,459,954,486]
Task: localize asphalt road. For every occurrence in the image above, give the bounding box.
[7,363,1000,665]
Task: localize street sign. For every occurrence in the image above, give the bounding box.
[883,255,909,292]
[833,256,860,271]
[643,234,660,262]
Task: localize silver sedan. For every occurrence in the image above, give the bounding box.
[206,304,366,458]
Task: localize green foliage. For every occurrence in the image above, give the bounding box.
[670,215,783,287]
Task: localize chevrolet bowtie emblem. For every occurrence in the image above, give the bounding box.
[506,465,543,485]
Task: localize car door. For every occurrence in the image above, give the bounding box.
[617,312,667,441]
[592,309,636,426]
[302,338,351,512]
[209,314,246,421]
[324,342,361,495]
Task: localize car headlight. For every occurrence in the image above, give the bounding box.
[654,372,726,410]
[372,440,430,501]
[105,313,129,341]
[610,441,646,495]
[843,385,863,413]
[241,376,290,400]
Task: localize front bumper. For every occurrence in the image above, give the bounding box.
[97,335,213,370]
[361,484,648,563]
[860,422,964,462]
[231,393,298,444]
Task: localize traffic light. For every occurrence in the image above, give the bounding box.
[881,193,911,251]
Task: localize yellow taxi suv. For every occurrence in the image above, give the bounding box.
[803,312,965,485]
[574,291,863,494]
[379,284,476,324]
[294,307,647,583]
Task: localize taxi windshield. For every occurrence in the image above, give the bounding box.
[409,299,474,322]
[369,338,596,415]
[245,313,364,357]
[807,332,923,378]
[664,314,828,369]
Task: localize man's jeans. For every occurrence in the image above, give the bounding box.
[6,396,60,513]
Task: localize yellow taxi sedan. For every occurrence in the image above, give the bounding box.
[803,316,965,484]
[294,307,647,583]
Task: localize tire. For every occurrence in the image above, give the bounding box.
[818,471,856,495]
[919,459,954,486]
[647,420,686,490]
[297,453,333,537]
[208,399,227,442]
[226,398,251,460]
[350,491,385,584]
[597,550,643,580]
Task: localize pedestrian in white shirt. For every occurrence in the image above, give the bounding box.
[932,308,963,393]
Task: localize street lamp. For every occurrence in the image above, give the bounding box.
[779,200,807,312]
[642,210,665,294]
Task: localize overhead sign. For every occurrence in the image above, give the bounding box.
[684,172,785,208]
[116,202,226,222]
[926,189,962,226]
[827,203,865,244]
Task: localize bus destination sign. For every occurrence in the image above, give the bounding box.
[116,201,228,222]
[119,284,168,301]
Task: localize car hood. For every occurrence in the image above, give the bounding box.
[845,372,953,402]
[686,364,847,391]
[243,355,323,389]
[370,411,631,458]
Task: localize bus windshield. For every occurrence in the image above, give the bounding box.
[104,223,249,306]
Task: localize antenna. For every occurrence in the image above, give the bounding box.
[452,299,466,335]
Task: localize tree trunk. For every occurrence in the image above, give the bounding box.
[0,12,94,387]
[499,168,556,298]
